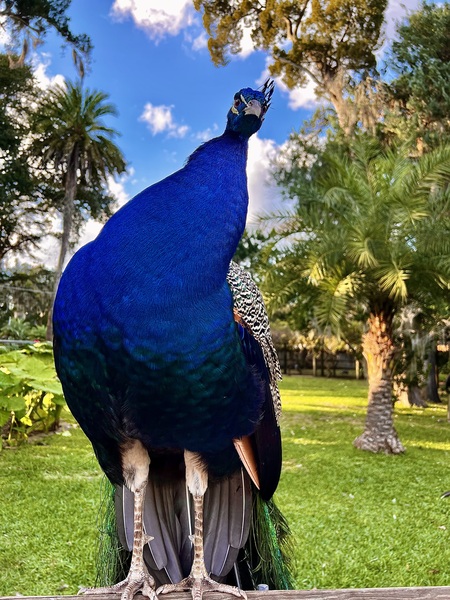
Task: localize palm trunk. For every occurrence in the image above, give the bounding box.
[426,342,441,403]
[353,311,405,454]
[46,157,78,341]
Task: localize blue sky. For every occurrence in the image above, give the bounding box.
[6,0,420,262]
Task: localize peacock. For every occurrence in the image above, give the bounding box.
[53,80,292,600]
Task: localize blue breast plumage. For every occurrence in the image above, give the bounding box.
[53,129,264,481]
[51,82,292,597]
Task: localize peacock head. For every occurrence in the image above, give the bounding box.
[225,79,274,138]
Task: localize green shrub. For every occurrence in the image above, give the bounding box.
[29,324,48,341]
[0,317,33,340]
[0,343,65,446]
[0,318,47,342]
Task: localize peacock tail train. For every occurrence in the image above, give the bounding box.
[95,477,130,587]
[246,494,294,590]
[95,477,294,591]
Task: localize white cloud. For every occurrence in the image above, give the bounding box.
[0,17,11,46]
[107,171,132,209]
[246,135,284,225]
[110,0,257,56]
[191,31,208,51]
[111,0,195,40]
[376,0,421,60]
[139,103,189,138]
[31,234,60,270]
[32,58,65,89]
[237,25,256,60]
[0,49,64,90]
[74,221,103,252]
[195,123,220,142]
[278,75,318,110]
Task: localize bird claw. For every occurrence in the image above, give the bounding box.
[157,574,247,600]
[79,570,157,600]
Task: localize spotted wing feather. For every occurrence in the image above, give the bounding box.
[227,261,282,424]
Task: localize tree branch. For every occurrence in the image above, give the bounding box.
[277,54,323,89]
[294,1,309,38]
[283,16,295,43]
[0,11,42,36]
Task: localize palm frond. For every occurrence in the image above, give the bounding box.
[259,135,450,332]
[314,272,360,330]
[375,261,411,302]
[346,227,380,268]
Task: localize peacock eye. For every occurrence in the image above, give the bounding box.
[234,98,240,107]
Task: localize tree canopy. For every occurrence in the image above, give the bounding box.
[388,2,450,150]
[0,53,52,261]
[0,0,92,73]
[265,135,450,451]
[31,80,127,337]
[194,0,388,134]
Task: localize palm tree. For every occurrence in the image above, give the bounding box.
[266,137,450,453]
[32,80,126,339]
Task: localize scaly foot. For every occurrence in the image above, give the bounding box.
[157,574,247,600]
[79,568,157,600]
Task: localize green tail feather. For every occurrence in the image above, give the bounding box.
[245,494,295,590]
[95,478,294,590]
[95,477,129,586]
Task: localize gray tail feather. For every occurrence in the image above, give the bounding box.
[96,474,293,591]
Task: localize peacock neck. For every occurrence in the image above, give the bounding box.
[165,131,250,292]
[90,131,250,311]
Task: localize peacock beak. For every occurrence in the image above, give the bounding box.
[243,99,262,119]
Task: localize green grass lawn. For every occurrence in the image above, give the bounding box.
[0,417,102,596]
[278,377,450,590]
[1,375,450,595]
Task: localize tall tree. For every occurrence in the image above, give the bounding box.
[194,0,388,135]
[0,0,91,73]
[387,2,450,152]
[0,53,52,261]
[31,81,127,338]
[266,136,450,452]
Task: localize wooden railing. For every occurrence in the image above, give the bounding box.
[2,588,450,599]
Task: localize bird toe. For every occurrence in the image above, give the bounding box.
[157,574,247,600]
[78,570,157,600]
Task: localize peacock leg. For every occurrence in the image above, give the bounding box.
[80,441,157,600]
[157,450,247,600]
